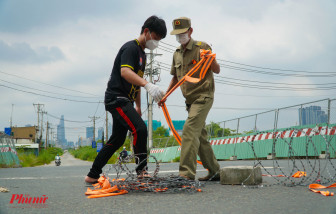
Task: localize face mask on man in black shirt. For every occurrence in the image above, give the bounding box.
[145,31,159,50]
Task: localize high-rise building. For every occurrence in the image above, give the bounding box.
[144,120,162,131]
[169,120,185,136]
[108,122,112,137]
[97,127,104,141]
[57,115,67,146]
[299,106,328,126]
[86,127,94,140]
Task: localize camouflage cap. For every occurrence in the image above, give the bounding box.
[170,17,191,35]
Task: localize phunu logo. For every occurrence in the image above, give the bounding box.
[10,194,48,204]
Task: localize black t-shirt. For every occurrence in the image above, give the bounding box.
[105,39,146,103]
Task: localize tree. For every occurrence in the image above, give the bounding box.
[153,126,169,138]
[206,122,236,138]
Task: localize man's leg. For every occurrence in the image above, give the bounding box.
[86,100,147,180]
[113,102,148,174]
[87,109,128,180]
[179,96,214,180]
[198,126,220,176]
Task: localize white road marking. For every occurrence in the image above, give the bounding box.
[0,167,279,180]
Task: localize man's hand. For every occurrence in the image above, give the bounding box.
[135,105,142,116]
[210,58,220,74]
[144,83,165,103]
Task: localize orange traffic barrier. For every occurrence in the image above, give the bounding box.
[160,49,216,165]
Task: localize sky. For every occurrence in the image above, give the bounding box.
[0,0,335,143]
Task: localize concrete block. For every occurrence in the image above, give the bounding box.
[229,156,237,161]
[267,153,275,160]
[319,154,327,159]
[267,154,275,160]
[220,166,262,185]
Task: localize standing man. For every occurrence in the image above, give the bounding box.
[166,17,221,181]
[85,15,167,183]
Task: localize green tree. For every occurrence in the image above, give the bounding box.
[153,126,168,138]
[206,122,236,137]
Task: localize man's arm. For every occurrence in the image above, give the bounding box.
[121,67,148,87]
[166,75,178,93]
[121,67,164,103]
[210,58,220,74]
[204,43,220,74]
[135,88,141,116]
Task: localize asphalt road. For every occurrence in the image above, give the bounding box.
[0,151,335,214]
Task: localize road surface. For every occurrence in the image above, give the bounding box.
[0,151,335,214]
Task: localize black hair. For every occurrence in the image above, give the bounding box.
[141,15,167,39]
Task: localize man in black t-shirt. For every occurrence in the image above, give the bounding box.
[85,16,167,183]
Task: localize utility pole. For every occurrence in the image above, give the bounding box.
[105,111,108,144]
[89,116,100,142]
[49,127,54,147]
[33,103,44,144]
[10,104,14,127]
[40,111,47,144]
[145,51,162,149]
[148,50,153,149]
[45,121,49,149]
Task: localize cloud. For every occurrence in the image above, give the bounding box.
[0,40,65,63]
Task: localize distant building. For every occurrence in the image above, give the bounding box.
[299,106,328,126]
[144,120,162,131]
[11,126,36,141]
[169,120,185,136]
[97,127,104,141]
[7,126,39,155]
[108,122,112,137]
[86,127,94,140]
[78,137,92,147]
[57,115,67,146]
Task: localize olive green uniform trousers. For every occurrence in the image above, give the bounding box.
[179,96,220,180]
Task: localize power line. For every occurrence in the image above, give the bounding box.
[0,83,103,103]
[157,46,174,53]
[160,41,177,48]
[0,78,103,99]
[219,63,336,77]
[158,41,335,75]
[0,70,100,96]
[214,79,336,91]
[217,58,336,74]
[47,113,92,123]
[216,76,336,86]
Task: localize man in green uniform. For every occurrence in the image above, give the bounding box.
[166,17,221,181]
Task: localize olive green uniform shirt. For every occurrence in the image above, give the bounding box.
[170,38,214,104]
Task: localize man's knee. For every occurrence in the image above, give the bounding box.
[136,124,147,138]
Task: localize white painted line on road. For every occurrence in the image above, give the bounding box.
[0,167,279,180]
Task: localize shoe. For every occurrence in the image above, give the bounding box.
[137,171,151,179]
[198,174,220,181]
[84,176,99,185]
[178,174,194,181]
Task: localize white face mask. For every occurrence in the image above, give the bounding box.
[145,32,159,50]
[176,32,190,45]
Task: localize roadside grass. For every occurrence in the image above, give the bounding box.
[17,147,63,167]
[69,146,120,164]
[172,156,180,162]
